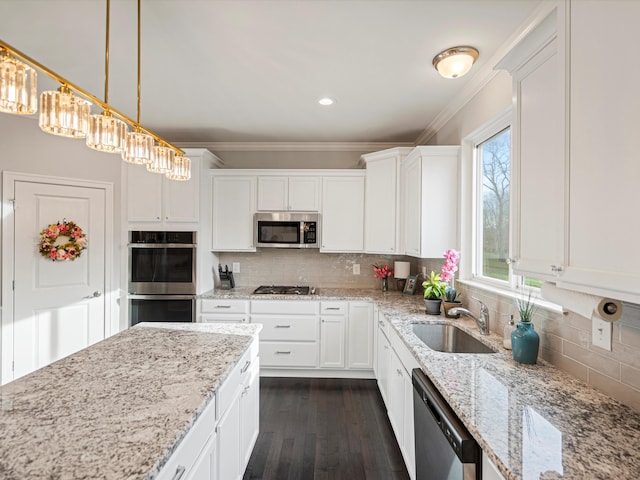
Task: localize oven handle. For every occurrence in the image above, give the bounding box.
[128,243,197,248]
[128,294,195,300]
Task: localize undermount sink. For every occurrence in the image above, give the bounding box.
[411,323,496,354]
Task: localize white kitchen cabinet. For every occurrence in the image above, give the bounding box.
[239,360,260,472]
[211,175,256,252]
[187,433,216,480]
[557,0,640,303]
[376,315,391,405]
[402,146,459,258]
[198,299,250,323]
[372,305,380,378]
[347,302,374,369]
[482,452,507,480]
[362,148,412,254]
[402,366,415,480]
[319,301,346,369]
[497,8,566,281]
[321,175,365,253]
[387,348,405,444]
[216,390,241,480]
[257,175,320,211]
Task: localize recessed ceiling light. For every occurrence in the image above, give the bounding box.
[318,97,335,106]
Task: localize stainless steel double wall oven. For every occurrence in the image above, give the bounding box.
[128,231,196,326]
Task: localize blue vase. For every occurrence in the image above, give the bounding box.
[511,321,539,365]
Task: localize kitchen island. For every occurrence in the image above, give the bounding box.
[0,322,260,479]
[201,287,640,480]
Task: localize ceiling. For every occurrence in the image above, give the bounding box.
[0,0,541,145]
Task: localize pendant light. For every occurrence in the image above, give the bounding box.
[39,85,91,138]
[122,0,154,164]
[87,0,128,153]
[166,155,191,181]
[147,144,175,174]
[0,48,37,114]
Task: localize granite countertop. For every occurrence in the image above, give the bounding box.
[0,322,261,480]
[201,288,640,480]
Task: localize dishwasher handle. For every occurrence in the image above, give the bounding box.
[412,368,480,465]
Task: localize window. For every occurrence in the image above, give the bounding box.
[476,127,511,284]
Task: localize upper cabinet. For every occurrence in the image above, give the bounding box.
[497,8,566,282]
[401,146,459,258]
[125,148,220,227]
[499,2,640,303]
[211,175,257,252]
[362,148,412,254]
[321,174,365,253]
[257,176,320,211]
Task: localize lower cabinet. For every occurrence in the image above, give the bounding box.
[156,338,258,480]
[320,314,346,368]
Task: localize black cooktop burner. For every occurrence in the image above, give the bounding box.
[253,285,311,295]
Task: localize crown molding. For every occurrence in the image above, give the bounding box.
[414,0,558,145]
[174,141,414,153]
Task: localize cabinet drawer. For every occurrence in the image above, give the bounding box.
[253,315,318,341]
[218,339,258,418]
[201,299,249,314]
[251,300,319,315]
[260,342,318,367]
[320,301,347,315]
[200,314,248,324]
[377,313,390,339]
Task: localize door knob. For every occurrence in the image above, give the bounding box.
[84,291,102,299]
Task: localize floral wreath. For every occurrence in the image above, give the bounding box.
[39,220,87,262]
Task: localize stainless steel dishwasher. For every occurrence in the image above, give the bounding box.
[412,369,481,480]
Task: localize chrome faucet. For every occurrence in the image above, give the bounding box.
[448,297,490,335]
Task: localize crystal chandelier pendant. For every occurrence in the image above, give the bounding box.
[39,86,91,138]
[86,111,128,153]
[166,155,191,181]
[0,50,37,114]
[122,129,154,164]
[147,145,175,173]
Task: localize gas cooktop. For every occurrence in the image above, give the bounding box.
[253,285,312,295]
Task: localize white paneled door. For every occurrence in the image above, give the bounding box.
[7,179,108,382]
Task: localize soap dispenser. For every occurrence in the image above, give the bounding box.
[503,314,515,350]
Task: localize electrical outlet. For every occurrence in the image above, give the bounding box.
[353,264,360,275]
[592,316,612,351]
[232,262,240,273]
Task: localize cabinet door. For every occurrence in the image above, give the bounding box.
[187,433,216,480]
[402,369,415,480]
[387,349,405,441]
[376,328,390,405]
[216,393,240,480]
[126,163,162,222]
[319,316,345,368]
[402,156,421,257]
[165,163,199,223]
[257,176,288,211]
[347,302,373,369]
[365,158,398,253]
[211,176,256,252]
[239,362,260,473]
[321,176,365,252]
[289,176,320,211]
[561,1,640,302]
[507,12,565,280]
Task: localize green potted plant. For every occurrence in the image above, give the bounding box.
[443,286,462,318]
[511,291,540,364]
[422,271,447,315]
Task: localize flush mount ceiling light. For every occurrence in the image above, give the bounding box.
[432,46,479,79]
[318,97,335,106]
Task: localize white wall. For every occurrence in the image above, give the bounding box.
[0,113,124,325]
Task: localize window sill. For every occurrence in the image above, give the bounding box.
[456,279,564,315]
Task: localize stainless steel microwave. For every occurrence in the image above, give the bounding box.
[254,212,319,248]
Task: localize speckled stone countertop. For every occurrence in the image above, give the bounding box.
[201,288,640,480]
[0,322,260,480]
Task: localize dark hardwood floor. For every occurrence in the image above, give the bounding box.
[243,377,410,480]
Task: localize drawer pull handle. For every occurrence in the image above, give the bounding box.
[378,320,385,326]
[241,360,251,373]
[241,386,250,397]
[171,466,186,480]
[275,351,292,355]
[215,305,232,309]
[275,325,291,328]
[325,307,340,311]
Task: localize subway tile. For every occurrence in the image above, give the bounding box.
[621,364,640,391]
[563,341,620,380]
[540,346,588,383]
[588,369,640,412]
[619,323,640,349]
[539,332,562,353]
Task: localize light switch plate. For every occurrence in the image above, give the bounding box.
[353,264,360,275]
[592,316,612,351]
[232,262,240,273]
